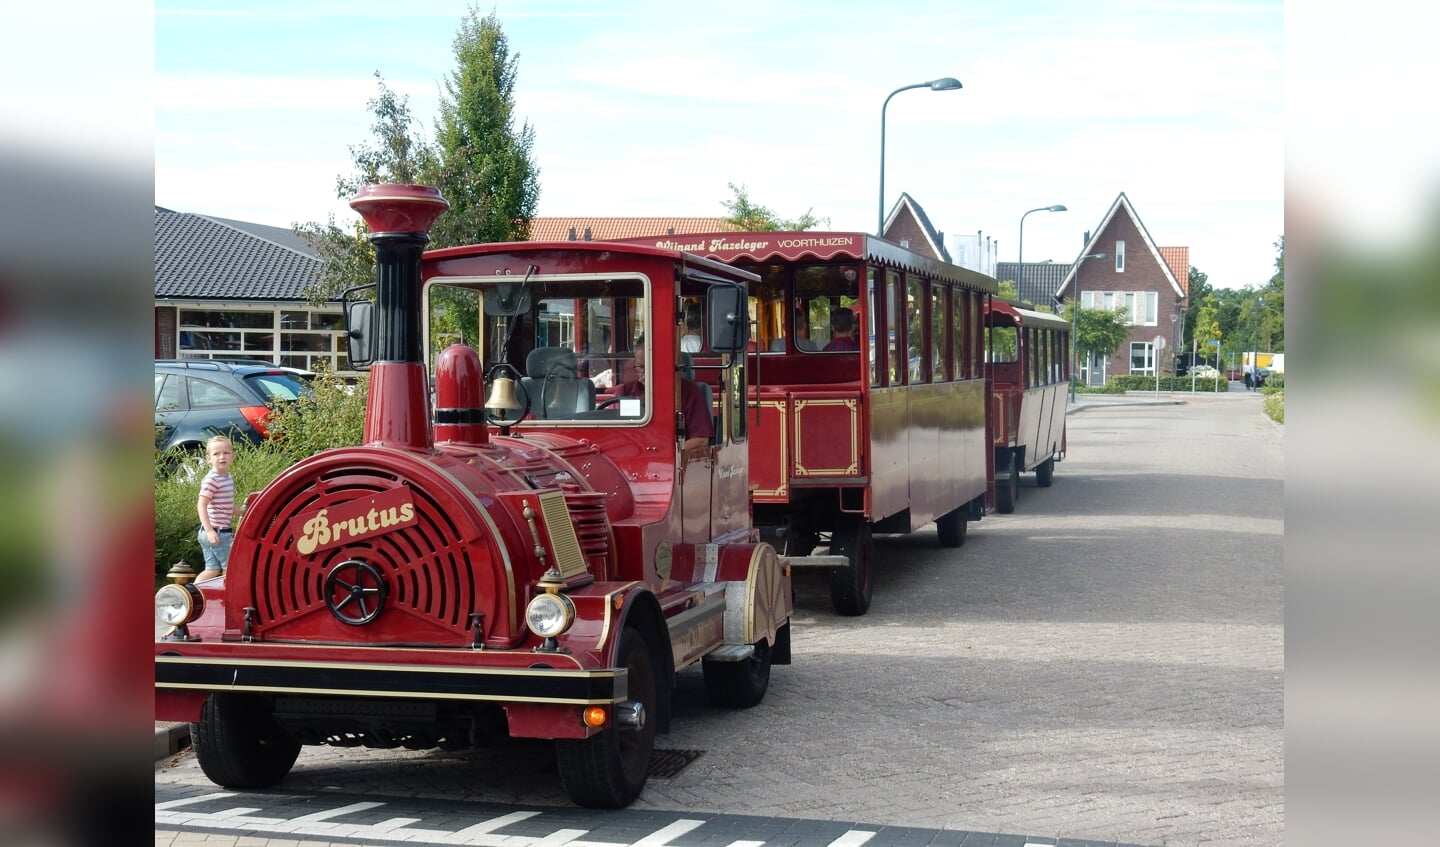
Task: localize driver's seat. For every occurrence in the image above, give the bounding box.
[521,348,595,419]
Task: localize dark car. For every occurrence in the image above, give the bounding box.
[154,360,312,455]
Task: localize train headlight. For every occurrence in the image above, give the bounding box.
[525,592,575,639]
[155,583,203,626]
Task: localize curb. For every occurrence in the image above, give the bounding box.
[155,722,191,761]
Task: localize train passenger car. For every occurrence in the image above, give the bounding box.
[154,185,792,809]
[618,232,997,616]
[984,299,1072,513]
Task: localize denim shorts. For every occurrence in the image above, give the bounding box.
[198,527,233,572]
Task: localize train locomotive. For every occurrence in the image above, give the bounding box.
[154,184,793,808]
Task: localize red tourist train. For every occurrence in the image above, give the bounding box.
[984,298,1072,513]
[154,185,792,809]
[619,232,998,616]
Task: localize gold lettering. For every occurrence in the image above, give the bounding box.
[293,498,418,555]
[296,510,331,556]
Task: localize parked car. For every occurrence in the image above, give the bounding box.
[154,360,313,457]
[1225,367,1243,381]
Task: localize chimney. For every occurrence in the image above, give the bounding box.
[349,184,450,452]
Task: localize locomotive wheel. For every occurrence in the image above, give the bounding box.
[936,507,968,548]
[997,454,1019,514]
[1036,457,1056,488]
[702,636,772,708]
[556,627,657,808]
[192,692,301,789]
[828,518,873,616]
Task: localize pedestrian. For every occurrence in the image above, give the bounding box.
[681,303,704,353]
[195,434,237,582]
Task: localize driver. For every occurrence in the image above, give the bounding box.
[616,340,714,458]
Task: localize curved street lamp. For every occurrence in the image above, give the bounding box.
[1016,205,1067,302]
[878,77,962,236]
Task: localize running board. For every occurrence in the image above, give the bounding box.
[706,644,756,662]
[779,554,850,570]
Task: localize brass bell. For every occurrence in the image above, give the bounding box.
[484,373,522,418]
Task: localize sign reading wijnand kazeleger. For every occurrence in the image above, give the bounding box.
[644,233,862,261]
[293,487,418,556]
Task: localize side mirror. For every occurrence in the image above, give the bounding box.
[345,299,374,369]
[707,285,749,353]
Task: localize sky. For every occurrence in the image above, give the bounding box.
[152,0,1285,290]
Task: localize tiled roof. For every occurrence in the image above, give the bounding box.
[882,193,951,262]
[529,217,730,242]
[1159,246,1190,298]
[1056,193,1184,301]
[155,208,321,301]
[996,261,1070,308]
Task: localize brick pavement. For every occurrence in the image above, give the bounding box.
[156,395,1282,846]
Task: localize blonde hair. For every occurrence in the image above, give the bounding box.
[205,435,235,453]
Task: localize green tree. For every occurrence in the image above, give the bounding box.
[720,183,828,231]
[995,279,1018,300]
[1067,302,1132,375]
[294,73,435,302]
[1182,265,1210,347]
[421,7,539,353]
[428,5,540,249]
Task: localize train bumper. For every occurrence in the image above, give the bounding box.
[156,654,627,709]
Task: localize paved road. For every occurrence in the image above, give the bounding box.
[156,392,1284,846]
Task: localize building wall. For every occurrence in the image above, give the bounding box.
[1077,212,1185,379]
[884,216,942,260]
[153,301,351,374]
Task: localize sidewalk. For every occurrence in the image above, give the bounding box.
[1067,382,1258,414]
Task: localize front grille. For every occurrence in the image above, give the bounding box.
[239,462,488,644]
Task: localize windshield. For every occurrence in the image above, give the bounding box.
[427,275,650,426]
[244,372,311,402]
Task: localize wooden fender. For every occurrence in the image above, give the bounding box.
[716,543,792,647]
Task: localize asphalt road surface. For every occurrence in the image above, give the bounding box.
[156,392,1284,846]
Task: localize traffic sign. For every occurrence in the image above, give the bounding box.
[1153,335,1166,350]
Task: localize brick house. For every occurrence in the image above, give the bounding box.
[880,192,951,261]
[1054,193,1189,384]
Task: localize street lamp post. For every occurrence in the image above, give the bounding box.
[1068,251,1108,404]
[1170,312,1181,380]
[878,77,962,236]
[1017,205,1066,303]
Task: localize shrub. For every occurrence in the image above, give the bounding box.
[1110,374,1227,392]
[154,369,368,583]
[1263,390,1285,423]
[264,369,368,463]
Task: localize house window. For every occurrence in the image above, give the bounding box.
[177,306,347,373]
[1116,240,1126,273]
[1129,341,1155,375]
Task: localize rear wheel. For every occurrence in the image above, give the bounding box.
[703,637,772,708]
[556,627,657,808]
[1036,457,1055,488]
[829,518,873,616]
[937,507,968,548]
[193,693,301,789]
[997,454,1019,514]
